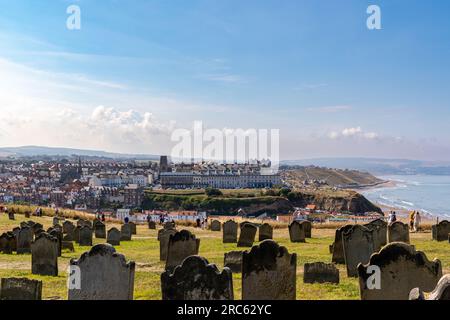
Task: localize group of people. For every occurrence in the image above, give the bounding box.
[387,210,421,232]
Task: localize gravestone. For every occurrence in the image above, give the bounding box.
[63,221,75,235]
[20,221,30,229]
[129,222,137,235]
[120,223,132,241]
[79,226,93,246]
[388,221,410,243]
[237,223,257,247]
[210,220,221,231]
[410,274,450,300]
[107,228,121,246]
[31,233,58,276]
[32,223,43,235]
[358,242,442,300]
[258,223,273,241]
[0,278,42,300]
[331,224,354,264]
[52,224,63,233]
[159,228,178,261]
[0,232,15,254]
[77,219,92,228]
[299,220,312,238]
[288,221,306,243]
[242,240,297,300]
[164,221,176,229]
[17,226,33,254]
[303,262,339,284]
[62,241,75,252]
[224,251,243,273]
[432,220,450,242]
[48,228,63,257]
[223,220,238,243]
[94,221,106,239]
[165,230,200,272]
[342,225,375,277]
[24,211,31,218]
[73,226,81,243]
[161,256,233,300]
[8,211,15,220]
[364,218,387,251]
[53,216,60,226]
[68,244,135,300]
[148,221,156,229]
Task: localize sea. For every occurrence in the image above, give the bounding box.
[361,174,450,219]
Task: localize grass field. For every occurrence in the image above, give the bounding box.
[0,212,448,300]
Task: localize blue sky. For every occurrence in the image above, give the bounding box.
[0,0,449,160]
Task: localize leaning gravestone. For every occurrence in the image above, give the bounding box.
[159,228,178,261]
[94,221,106,239]
[161,255,233,300]
[364,218,387,251]
[331,224,355,264]
[242,240,297,300]
[224,251,243,273]
[129,222,137,235]
[210,220,221,231]
[237,223,257,247]
[31,233,58,276]
[68,244,135,300]
[0,278,42,300]
[358,242,442,300]
[120,223,132,241]
[432,220,450,242]
[342,224,375,277]
[258,223,273,241]
[303,262,340,284]
[388,221,410,244]
[288,221,306,243]
[107,228,121,246]
[148,221,156,229]
[79,226,93,246]
[223,220,238,243]
[299,220,312,238]
[165,230,200,272]
[17,226,33,254]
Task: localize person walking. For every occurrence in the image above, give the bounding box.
[414,211,421,232]
[409,211,416,231]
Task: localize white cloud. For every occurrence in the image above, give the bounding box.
[329,127,379,140]
[308,105,352,113]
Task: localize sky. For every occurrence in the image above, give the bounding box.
[0,0,450,161]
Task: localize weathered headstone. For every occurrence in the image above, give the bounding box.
[79,226,93,246]
[73,226,81,243]
[62,241,75,252]
[17,226,33,254]
[32,223,43,235]
[242,240,296,300]
[0,232,15,254]
[161,256,233,300]
[358,242,442,300]
[299,220,312,238]
[8,211,15,220]
[77,219,92,228]
[388,221,410,244]
[224,251,243,273]
[303,262,339,284]
[331,224,354,264]
[63,221,75,235]
[364,218,387,251]
[68,244,135,300]
[159,228,178,261]
[31,233,58,276]
[288,221,306,243]
[129,222,137,235]
[48,228,63,257]
[0,278,42,300]
[223,220,238,243]
[94,220,106,239]
[237,223,257,247]
[342,225,375,277]
[164,221,176,229]
[120,223,132,241]
[210,220,221,231]
[165,230,200,272]
[432,220,450,242]
[107,228,121,246]
[258,223,273,241]
[24,211,31,218]
[148,221,156,229]
[53,216,60,226]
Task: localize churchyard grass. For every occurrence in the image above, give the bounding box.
[0,213,448,300]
